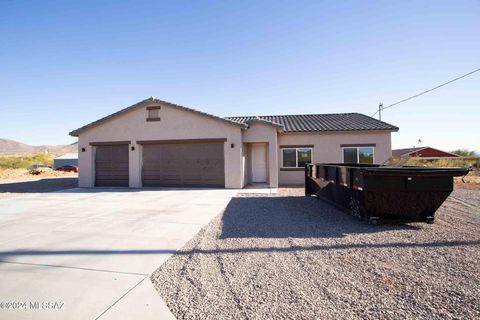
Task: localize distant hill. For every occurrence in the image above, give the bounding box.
[0,138,77,155]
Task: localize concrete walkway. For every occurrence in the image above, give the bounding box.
[0,188,238,320]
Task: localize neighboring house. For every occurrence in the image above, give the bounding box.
[392,147,460,159]
[69,97,398,188]
[53,153,78,169]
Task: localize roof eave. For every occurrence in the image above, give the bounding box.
[406,147,460,157]
[155,98,248,129]
[69,97,247,137]
[281,128,399,134]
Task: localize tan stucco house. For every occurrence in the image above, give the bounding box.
[70,97,398,188]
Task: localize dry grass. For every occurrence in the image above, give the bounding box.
[387,157,479,169]
[405,157,479,168]
[0,153,54,169]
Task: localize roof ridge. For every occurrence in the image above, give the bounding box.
[151,98,248,128]
[228,112,398,133]
[70,97,248,136]
[69,97,399,136]
[225,112,358,118]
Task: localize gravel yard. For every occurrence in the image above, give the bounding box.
[151,188,480,320]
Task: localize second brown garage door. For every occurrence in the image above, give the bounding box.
[142,142,225,187]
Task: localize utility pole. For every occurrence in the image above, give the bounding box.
[378,103,383,121]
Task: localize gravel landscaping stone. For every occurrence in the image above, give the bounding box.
[151,188,480,320]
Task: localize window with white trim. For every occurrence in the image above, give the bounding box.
[343,147,374,164]
[281,147,312,168]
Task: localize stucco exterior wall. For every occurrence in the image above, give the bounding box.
[277,131,392,185]
[242,123,279,188]
[241,143,249,187]
[75,100,393,189]
[77,101,244,188]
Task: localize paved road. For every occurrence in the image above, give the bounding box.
[0,188,238,320]
[0,177,78,200]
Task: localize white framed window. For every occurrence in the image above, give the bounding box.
[281,147,312,168]
[342,146,374,164]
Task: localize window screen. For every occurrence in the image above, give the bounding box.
[148,109,159,119]
[297,148,312,167]
[343,147,374,164]
[358,147,374,164]
[282,149,297,167]
[343,148,358,163]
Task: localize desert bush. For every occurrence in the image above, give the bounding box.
[405,157,479,169]
[0,153,53,169]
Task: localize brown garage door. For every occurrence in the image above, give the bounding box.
[95,145,129,187]
[142,142,225,187]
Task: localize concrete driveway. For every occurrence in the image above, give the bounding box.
[0,188,238,320]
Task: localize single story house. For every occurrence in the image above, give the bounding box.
[70,97,398,188]
[53,153,78,169]
[392,147,460,159]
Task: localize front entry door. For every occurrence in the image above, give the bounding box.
[251,143,267,183]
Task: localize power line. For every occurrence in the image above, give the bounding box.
[372,67,480,118]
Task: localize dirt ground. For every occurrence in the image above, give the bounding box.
[0,168,77,180]
[151,187,480,320]
[0,169,78,200]
[455,173,480,189]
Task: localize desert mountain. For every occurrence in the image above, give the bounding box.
[0,138,78,155]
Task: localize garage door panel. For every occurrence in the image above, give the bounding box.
[142,142,225,187]
[96,164,128,172]
[95,145,129,187]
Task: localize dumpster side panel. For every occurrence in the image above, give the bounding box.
[364,190,450,221]
[363,174,453,221]
[305,164,465,224]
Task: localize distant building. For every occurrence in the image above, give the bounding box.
[53,153,78,169]
[392,147,460,159]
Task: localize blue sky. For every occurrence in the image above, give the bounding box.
[1,0,478,151]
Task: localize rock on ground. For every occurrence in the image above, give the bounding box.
[151,188,480,320]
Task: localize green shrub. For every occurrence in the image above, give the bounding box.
[0,153,53,169]
[450,149,477,157]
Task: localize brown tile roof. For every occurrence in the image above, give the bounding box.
[69,97,399,137]
[226,113,399,133]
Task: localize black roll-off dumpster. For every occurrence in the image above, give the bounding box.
[305,163,469,223]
